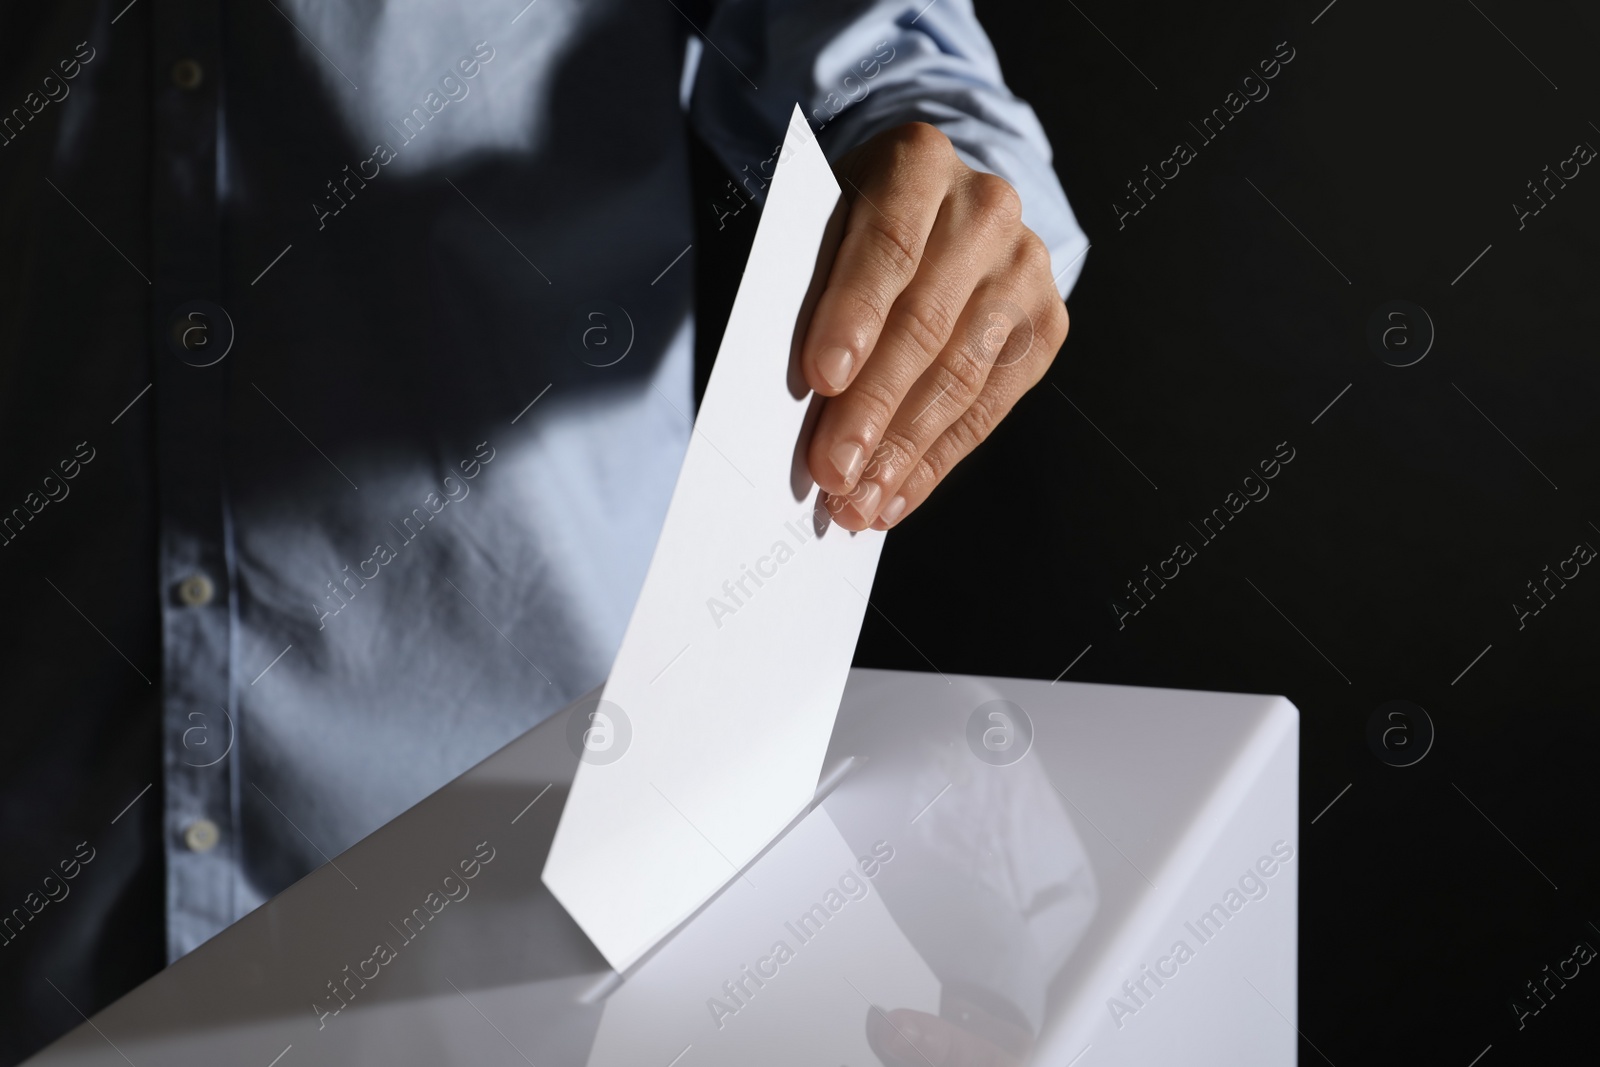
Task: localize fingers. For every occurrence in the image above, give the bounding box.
[825,240,1067,531]
[865,296,1064,530]
[821,279,1021,529]
[865,1008,1023,1067]
[798,120,1072,528]
[806,159,1025,513]
[800,124,952,403]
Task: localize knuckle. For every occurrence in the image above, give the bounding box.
[1015,230,1053,277]
[893,121,951,159]
[848,375,900,432]
[914,441,954,487]
[863,212,921,280]
[946,394,1000,459]
[1034,298,1069,357]
[1048,299,1071,347]
[969,171,1023,226]
[911,394,1007,490]
[836,280,892,337]
[873,428,920,478]
[893,292,959,362]
[939,338,989,400]
[974,300,1027,369]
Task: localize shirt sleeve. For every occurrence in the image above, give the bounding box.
[687,0,1090,299]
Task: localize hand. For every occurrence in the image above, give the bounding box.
[801,122,1071,531]
[865,992,1033,1067]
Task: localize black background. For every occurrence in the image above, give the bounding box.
[690,1,1599,1063]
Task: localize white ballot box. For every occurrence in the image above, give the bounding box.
[23,668,1298,1067]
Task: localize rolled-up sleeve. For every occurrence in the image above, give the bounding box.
[688,0,1090,298]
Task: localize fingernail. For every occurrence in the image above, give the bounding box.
[850,480,882,519]
[831,441,865,484]
[879,494,907,526]
[817,346,853,391]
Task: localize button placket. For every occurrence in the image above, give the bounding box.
[152,0,235,962]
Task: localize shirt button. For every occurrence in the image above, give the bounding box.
[177,573,214,607]
[184,819,220,853]
[171,59,204,90]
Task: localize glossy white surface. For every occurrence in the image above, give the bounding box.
[24,668,1297,1066]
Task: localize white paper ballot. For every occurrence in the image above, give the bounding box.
[542,104,888,972]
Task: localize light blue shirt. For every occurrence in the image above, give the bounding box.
[0,2,1082,1060]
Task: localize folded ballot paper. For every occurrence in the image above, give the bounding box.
[541,105,887,972]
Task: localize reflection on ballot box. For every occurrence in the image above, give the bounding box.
[24,668,1297,1067]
